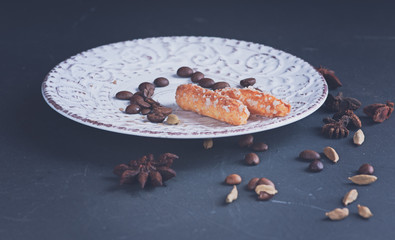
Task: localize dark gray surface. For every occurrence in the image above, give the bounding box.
[1,1,395,239]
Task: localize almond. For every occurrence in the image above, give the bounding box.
[323,146,339,163]
[348,174,377,185]
[342,189,358,206]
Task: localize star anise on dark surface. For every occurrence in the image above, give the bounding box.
[332,109,362,129]
[322,115,350,138]
[113,153,178,189]
[316,66,343,90]
[324,92,362,112]
[363,101,394,123]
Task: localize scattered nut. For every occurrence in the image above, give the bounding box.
[299,150,320,160]
[325,208,349,221]
[238,134,254,148]
[308,159,324,172]
[247,178,260,191]
[348,174,377,185]
[225,174,242,185]
[244,153,260,165]
[358,163,374,175]
[257,192,273,201]
[342,189,358,206]
[203,138,213,149]
[323,146,339,163]
[225,185,238,203]
[255,184,278,195]
[357,204,373,219]
[353,129,365,146]
[165,114,180,125]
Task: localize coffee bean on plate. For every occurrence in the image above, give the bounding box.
[147,112,166,123]
[191,71,204,83]
[115,91,133,100]
[177,66,194,77]
[125,104,141,114]
[247,178,260,191]
[240,78,256,87]
[250,142,268,152]
[153,106,173,116]
[238,134,254,147]
[211,82,230,90]
[225,174,242,185]
[154,77,169,87]
[245,153,260,165]
[138,82,155,91]
[198,78,215,88]
[133,95,151,108]
[358,163,374,175]
[308,159,324,172]
[140,108,152,115]
[299,150,320,160]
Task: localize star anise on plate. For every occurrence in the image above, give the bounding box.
[316,66,343,90]
[322,115,350,138]
[113,153,178,188]
[324,92,362,112]
[363,101,394,123]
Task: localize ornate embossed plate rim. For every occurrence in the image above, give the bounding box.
[42,36,328,139]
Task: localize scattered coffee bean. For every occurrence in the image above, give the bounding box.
[211,81,230,90]
[134,95,151,108]
[250,142,268,152]
[238,134,254,148]
[225,185,238,203]
[342,189,358,206]
[177,66,194,77]
[358,163,374,175]
[353,129,365,145]
[115,91,133,100]
[125,104,141,114]
[323,146,339,163]
[247,178,260,191]
[348,174,377,185]
[325,208,349,221]
[203,138,213,149]
[299,150,320,160]
[258,191,273,201]
[191,71,204,82]
[153,106,173,115]
[166,114,180,125]
[225,174,242,185]
[154,77,169,87]
[138,82,155,92]
[308,159,324,172]
[357,204,373,219]
[140,108,152,115]
[244,153,260,165]
[147,112,166,123]
[240,78,256,87]
[145,98,160,108]
[257,177,275,187]
[198,78,215,88]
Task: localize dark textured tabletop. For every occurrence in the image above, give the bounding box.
[1,1,395,239]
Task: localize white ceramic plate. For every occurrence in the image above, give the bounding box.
[42,36,327,139]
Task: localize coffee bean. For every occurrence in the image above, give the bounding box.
[125,104,140,114]
[240,78,256,87]
[211,81,230,90]
[258,192,273,201]
[358,163,374,175]
[257,177,275,187]
[238,134,254,147]
[247,178,260,191]
[250,142,268,152]
[198,78,215,88]
[140,108,152,115]
[308,159,324,172]
[153,106,173,116]
[154,77,169,87]
[177,66,194,77]
[191,71,204,82]
[147,112,166,123]
[225,174,242,185]
[245,153,260,165]
[145,98,160,108]
[138,82,155,92]
[115,91,133,100]
[133,95,151,108]
[299,150,320,160]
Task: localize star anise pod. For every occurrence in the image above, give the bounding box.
[322,115,350,138]
[324,92,362,112]
[363,101,394,123]
[113,153,178,189]
[332,109,362,129]
[316,66,343,90]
